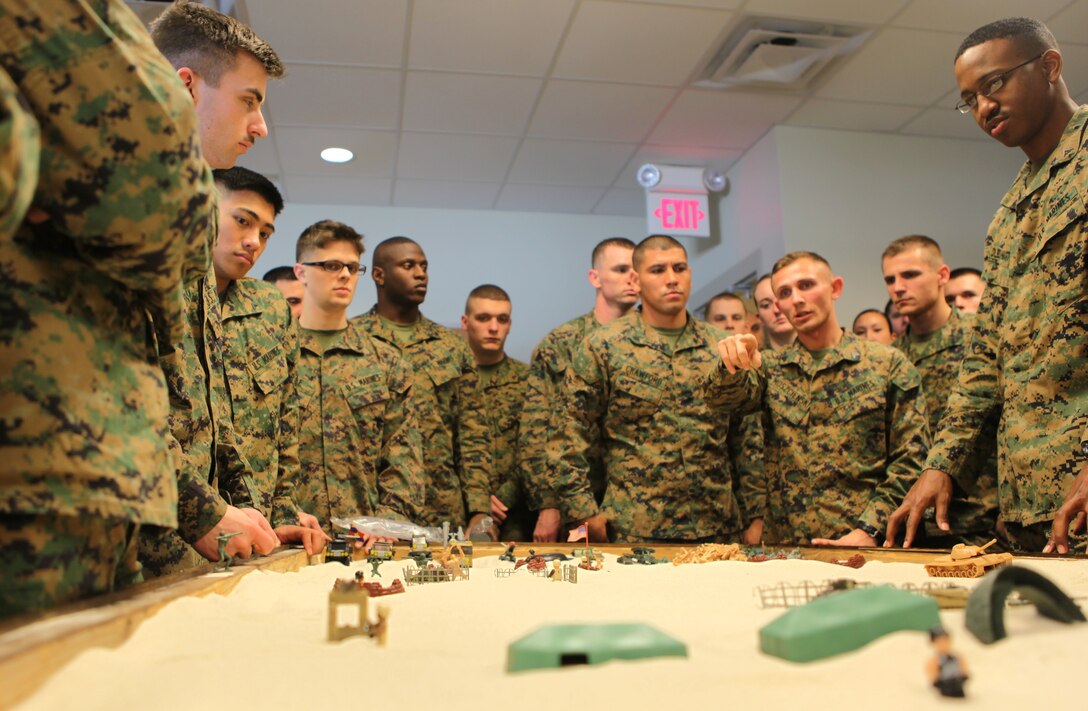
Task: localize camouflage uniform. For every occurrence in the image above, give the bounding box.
[520,312,604,513]
[925,106,1088,553]
[703,330,929,543]
[139,270,260,577]
[480,357,533,540]
[354,311,491,527]
[0,65,38,241]
[289,323,423,527]
[895,309,999,545]
[219,278,302,526]
[730,414,767,526]
[0,0,214,614]
[551,311,750,542]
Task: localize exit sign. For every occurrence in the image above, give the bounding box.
[646,191,710,237]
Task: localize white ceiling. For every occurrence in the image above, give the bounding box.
[130,0,1088,216]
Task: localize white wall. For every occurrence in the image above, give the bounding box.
[773,125,1023,327]
[254,204,645,362]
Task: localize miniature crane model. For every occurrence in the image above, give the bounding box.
[924,539,1013,579]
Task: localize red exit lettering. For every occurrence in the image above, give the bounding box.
[653,198,705,231]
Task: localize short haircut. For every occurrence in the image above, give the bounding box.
[755,273,773,290]
[465,284,511,313]
[879,234,940,262]
[949,266,983,280]
[150,1,285,84]
[296,220,365,262]
[213,167,284,216]
[372,236,420,271]
[956,17,1057,60]
[707,291,746,309]
[854,309,891,330]
[772,250,831,275]
[262,266,297,283]
[590,237,636,267]
[632,234,686,270]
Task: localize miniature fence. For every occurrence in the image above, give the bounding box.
[562,564,578,583]
[403,566,470,586]
[755,580,974,609]
[494,568,517,578]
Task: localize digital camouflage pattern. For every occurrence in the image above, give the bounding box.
[0,65,38,241]
[729,413,767,525]
[288,322,423,528]
[551,311,748,542]
[479,356,533,539]
[519,312,604,511]
[0,513,140,619]
[926,105,1088,531]
[220,278,302,527]
[703,330,929,543]
[895,308,998,543]
[0,1,214,532]
[355,311,491,527]
[139,270,259,577]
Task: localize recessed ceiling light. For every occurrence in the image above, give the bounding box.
[320,147,354,163]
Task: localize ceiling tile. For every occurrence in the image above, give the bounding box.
[507,139,636,186]
[814,27,963,105]
[243,0,407,67]
[785,99,921,132]
[553,1,733,85]
[283,176,393,205]
[647,90,801,148]
[594,188,646,216]
[1049,2,1088,46]
[744,0,908,24]
[617,145,744,188]
[409,0,576,75]
[403,72,542,135]
[527,81,676,142]
[892,0,1072,33]
[898,107,990,142]
[397,133,519,181]
[496,184,607,213]
[393,180,501,209]
[274,127,398,178]
[627,0,742,8]
[272,65,401,129]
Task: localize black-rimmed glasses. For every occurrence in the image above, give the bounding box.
[955,52,1044,114]
[301,260,366,275]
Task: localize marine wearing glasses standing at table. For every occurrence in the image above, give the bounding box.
[886,17,1088,554]
[287,221,424,536]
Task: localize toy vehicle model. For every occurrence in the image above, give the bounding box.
[367,540,396,562]
[326,536,353,566]
[924,539,1013,578]
[617,546,667,565]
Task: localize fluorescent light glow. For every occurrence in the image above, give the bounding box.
[320,147,354,163]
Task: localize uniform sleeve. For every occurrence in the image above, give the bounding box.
[859,355,931,531]
[550,339,609,523]
[271,313,303,527]
[701,361,767,416]
[729,413,766,525]
[924,257,1005,490]
[516,344,562,511]
[0,66,38,240]
[375,355,426,522]
[0,0,214,344]
[455,347,494,518]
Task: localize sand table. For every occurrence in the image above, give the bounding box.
[19,554,1088,710]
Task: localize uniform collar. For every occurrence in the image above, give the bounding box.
[363,306,444,346]
[779,328,861,372]
[219,278,265,320]
[299,319,372,356]
[1005,104,1088,207]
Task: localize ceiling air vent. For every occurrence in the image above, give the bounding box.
[695,17,871,91]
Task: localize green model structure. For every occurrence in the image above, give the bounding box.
[507,623,687,673]
[760,585,940,663]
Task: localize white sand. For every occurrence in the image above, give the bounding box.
[18,554,1087,710]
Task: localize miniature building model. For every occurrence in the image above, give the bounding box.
[507,624,687,672]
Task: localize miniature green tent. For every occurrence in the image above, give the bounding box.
[760,585,940,663]
[507,623,687,672]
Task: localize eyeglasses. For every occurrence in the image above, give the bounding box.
[301,260,366,275]
[955,52,1044,114]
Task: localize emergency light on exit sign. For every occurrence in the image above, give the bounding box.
[637,164,726,239]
